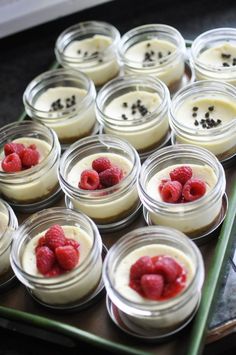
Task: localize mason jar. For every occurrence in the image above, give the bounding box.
[55,21,120,86]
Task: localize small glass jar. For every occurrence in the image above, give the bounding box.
[59,134,141,231]
[23,68,97,148]
[103,226,204,338]
[0,121,61,213]
[10,207,103,310]
[96,75,170,160]
[0,198,18,291]
[191,28,236,85]
[118,24,186,91]
[169,80,236,160]
[138,144,226,237]
[55,21,120,86]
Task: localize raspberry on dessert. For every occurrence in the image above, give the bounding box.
[140,274,164,300]
[160,180,182,203]
[182,178,206,202]
[36,246,55,275]
[2,153,22,172]
[44,224,66,251]
[45,263,64,277]
[99,166,123,187]
[153,256,182,283]
[65,238,80,249]
[79,169,100,190]
[158,178,170,193]
[28,144,37,150]
[21,147,40,168]
[4,142,25,157]
[92,157,112,173]
[55,245,79,271]
[170,166,193,185]
[130,256,154,280]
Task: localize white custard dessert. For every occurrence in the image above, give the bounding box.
[124,39,184,87]
[198,43,236,68]
[64,35,120,86]
[22,225,102,305]
[103,91,169,151]
[34,86,96,143]
[0,137,58,203]
[0,211,11,276]
[67,153,139,222]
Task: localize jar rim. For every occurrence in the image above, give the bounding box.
[0,199,18,255]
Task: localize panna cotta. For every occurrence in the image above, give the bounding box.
[10,208,103,308]
[55,21,120,86]
[118,24,186,89]
[138,145,226,236]
[170,80,236,159]
[59,135,141,229]
[103,226,204,332]
[191,28,236,85]
[96,76,170,155]
[23,69,97,146]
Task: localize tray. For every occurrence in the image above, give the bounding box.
[1,41,236,355]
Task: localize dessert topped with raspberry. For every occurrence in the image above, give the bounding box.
[114,244,194,303]
[0,138,51,173]
[147,164,217,204]
[22,224,92,277]
[67,153,132,191]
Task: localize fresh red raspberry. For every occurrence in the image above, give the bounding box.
[182,178,206,202]
[140,274,164,300]
[36,246,56,275]
[99,166,123,187]
[79,169,100,190]
[65,238,80,250]
[153,256,182,283]
[170,166,193,185]
[4,142,25,157]
[35,236,46,252]
[158,178,170,193]
[130,256,154,280]
[55,245,79,271]
[21,147,40,168]
[45,224,66,251]
[1,153,22,172]
[92,157,112,173]
[160,180,182,203]
[45,263,64,277]
[28,144,37,150]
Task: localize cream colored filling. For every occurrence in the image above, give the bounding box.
[198,43,236,67]
[0,212,12,276]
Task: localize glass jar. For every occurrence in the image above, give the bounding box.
[0,198,18,291]
[191,28,236,85]
[10,207,103,310]
[95,75,170,160]
[103,226,204,337]
[55,21,120,86]
[59,134,141,231]
[169,80,236,160]
[118,24,186,91]
[137,144,226,237]
[0,121,61,213]
[23,68,97,148]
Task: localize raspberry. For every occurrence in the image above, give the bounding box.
[55,245,79,271]
[140,274,164,300]
[28,144,36,150]
[21,148,40,168]
[92,157,112,173]
[130,256,154,280]
[170,166,193,185]
[1,153,22,172]
[158,178,170,193]
[65,238,80,250]
[99,166,123,187]
[45,263,64,277]
[182,178,206,202]
[79,169,100,190]
[35,236,46,252]
[4,143,25,157]
[36,246,55,275]
[45,224,66,251]
[160,180,182,203]
[153,256,182,283]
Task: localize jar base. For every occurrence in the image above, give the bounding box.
[143,193,228,245]
[26,244,107,312]
[106,295,200,342]
[65,196,142,232]
[169,60,194,96]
